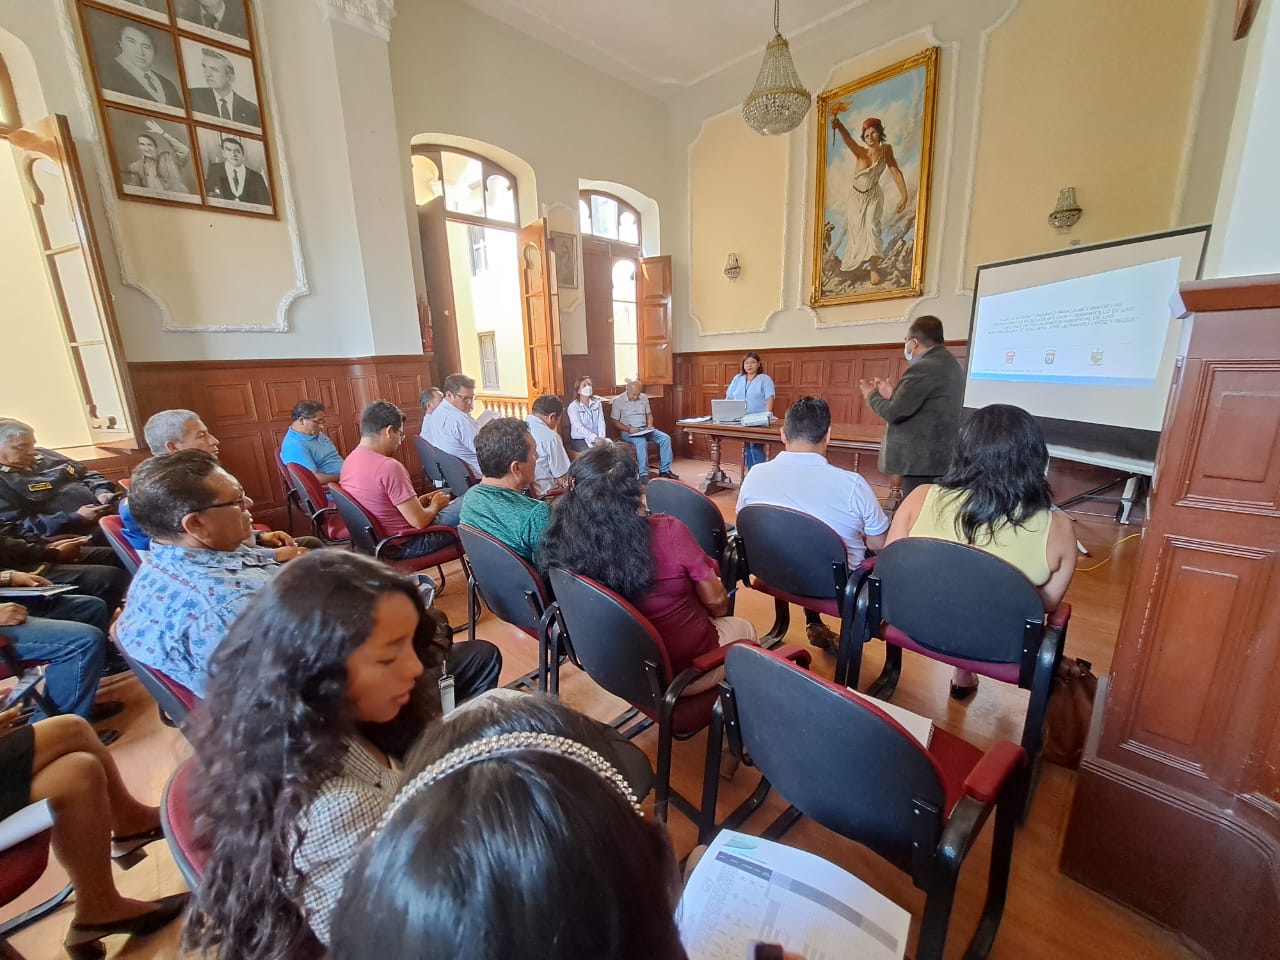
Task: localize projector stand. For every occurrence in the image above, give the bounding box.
[1057,473,1149,525]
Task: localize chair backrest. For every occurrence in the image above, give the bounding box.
[412,435,444,485]
[433,447,479,496]
[646,478,727,561]
[0,802,53,909]
[98,513,142,575]
[113,628,199,727]
[326,483,381,555]
[161,757,206,890]
[548,567,672,713]
[735,503,849,600]
[274,451,297,501]
[871,538,1048,685]
[285,462,349,541]
[724,643,947,872]
[458,525,549,636]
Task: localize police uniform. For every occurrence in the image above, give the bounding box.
[0,448,118,539]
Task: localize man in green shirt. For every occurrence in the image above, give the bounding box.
[459,418,550,562]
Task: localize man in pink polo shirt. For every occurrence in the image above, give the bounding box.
[340,401,464,558]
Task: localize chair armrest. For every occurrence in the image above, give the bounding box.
[1048,602,1071,629]
[963,740,1026,804]
[373,525,461,560]
[771,643,812,669]
[689,639,753,674]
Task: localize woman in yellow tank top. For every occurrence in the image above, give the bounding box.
[884,404,1077,700]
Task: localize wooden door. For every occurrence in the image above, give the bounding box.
[9,114,139,443]
[581,238,616,388]
[416,192,460,383]
[637,255,673,384]
[518,218,563,400]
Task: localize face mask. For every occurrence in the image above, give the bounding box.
[904,344,914,362]
[580,385,593,398]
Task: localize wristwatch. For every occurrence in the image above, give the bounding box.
[0,571,11,587]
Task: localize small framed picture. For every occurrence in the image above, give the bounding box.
[195,125,273,215]
[549,231,579,289]
[105,107,202,205]
[179,37,262,132]
[92,0,170,24]
[174,0,251,49]
[81,6,187,118]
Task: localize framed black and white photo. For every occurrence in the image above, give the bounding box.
[82,6,186,117]
[174,0,251,49]
[105,106,202,204]
[195,125,273,214]
[93,0,169,24]
[179,38,261,132]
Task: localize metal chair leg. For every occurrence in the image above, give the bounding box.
[760,598,790,647]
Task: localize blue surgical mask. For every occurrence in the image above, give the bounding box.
[904,344,914,362]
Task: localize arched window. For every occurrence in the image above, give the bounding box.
[580,189,640,247]
[0,54,18,134]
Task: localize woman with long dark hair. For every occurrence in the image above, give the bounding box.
[537,444,756,695]
[330,692,686,960]
[725,351,775,470]
[884,403,1076,699]
[181,551,456,959]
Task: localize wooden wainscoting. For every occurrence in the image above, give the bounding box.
[128,355,435,532]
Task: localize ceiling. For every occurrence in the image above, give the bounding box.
[458,0,865,96]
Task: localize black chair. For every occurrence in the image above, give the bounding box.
[327,483,462,586]
[700,644,1026,960]
[412,434,446,491]
[836,537,1069,812]
[734,503,869,647]
[432,447,479,498]
[547,567,810,822]
[458,525,556,693]
[645,477,739,603]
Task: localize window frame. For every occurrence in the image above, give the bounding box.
[414,145,520,231]
[579,189,641,248]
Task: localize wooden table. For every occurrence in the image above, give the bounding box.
[677,419,899,505]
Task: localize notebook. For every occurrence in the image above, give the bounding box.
[846,688,934,748]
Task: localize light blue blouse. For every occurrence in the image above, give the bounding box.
[726,372,776,414]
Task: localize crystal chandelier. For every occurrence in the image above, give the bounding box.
[742,0,812,136]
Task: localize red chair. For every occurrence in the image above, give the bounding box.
[111,626,199,731]
[836,537,1069,812]
[160,759,206,891]
[700,645,1026,960]
[547,567,810,822]
[98,514,141,575]
[285,462,350,544]
[274,452,302,534]
[327,483,462,583]
[0,801,71,957]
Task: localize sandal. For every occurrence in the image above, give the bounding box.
[110,824,164,860]
[64,892,189,958]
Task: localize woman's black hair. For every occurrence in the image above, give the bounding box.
[182,551,450,960]
[536,444,652,599]
[740,351,763,375]
[330,693,687,960]
[935,404,1052,544]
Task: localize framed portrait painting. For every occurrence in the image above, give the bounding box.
[549,231,579,289]
[810,47,940,307]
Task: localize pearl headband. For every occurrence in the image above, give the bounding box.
[374,731,642,836]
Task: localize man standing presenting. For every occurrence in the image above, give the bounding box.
[425,374,481,475]
[738,396,889,649]
[859,315,964,498]
[280,400,344,484]
[610,380,678,481]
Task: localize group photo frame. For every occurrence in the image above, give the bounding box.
[77,0,276,218]
[810,47,940,308]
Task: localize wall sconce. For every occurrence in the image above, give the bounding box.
[1048,187,1083,232]
[724,253,742,281]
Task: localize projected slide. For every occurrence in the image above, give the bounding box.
[969,257,1182,387]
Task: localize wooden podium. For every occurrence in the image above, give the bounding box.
[1059,275,1280,958]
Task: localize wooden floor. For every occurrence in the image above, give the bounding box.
[4,456,1196,959]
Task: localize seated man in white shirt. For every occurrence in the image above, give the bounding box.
[736,396,890,650]
[525,395,572,496]
[424,373,480,475]
[418,387,443,438]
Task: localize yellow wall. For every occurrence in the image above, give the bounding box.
[965,0,1212,279]
[0,149,90,448]
[689,110,787,334]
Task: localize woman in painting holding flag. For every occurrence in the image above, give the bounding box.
[831,114,909,286]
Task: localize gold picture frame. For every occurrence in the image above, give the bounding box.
[810,47,939,308]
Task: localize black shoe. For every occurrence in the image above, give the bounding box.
[89,700,125,723]
[658,470,680,480]
[64,892,189,958]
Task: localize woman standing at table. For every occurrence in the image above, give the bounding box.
[725,352,775,471]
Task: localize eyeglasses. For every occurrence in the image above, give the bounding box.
[192,494,248,513]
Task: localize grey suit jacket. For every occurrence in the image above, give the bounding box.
[867,345,965,477]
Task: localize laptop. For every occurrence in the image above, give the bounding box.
[711,399,747,423]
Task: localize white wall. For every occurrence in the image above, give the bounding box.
[389,0,672,357]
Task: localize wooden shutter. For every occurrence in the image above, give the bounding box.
[637,255,673,384]
[518,218,563,400]
[9,114,138,444]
